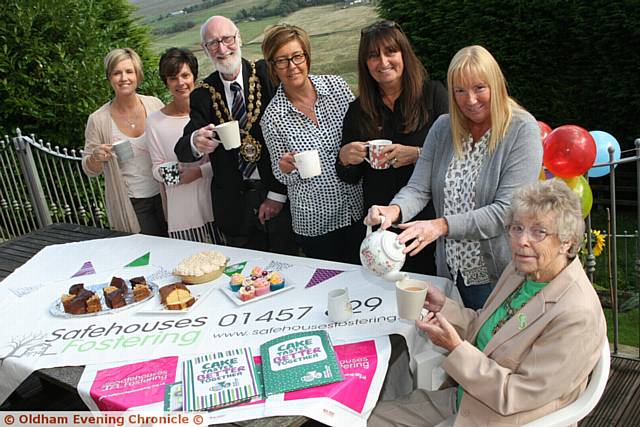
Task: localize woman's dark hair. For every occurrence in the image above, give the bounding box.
[357,21,428,136]
[159,47,198,86]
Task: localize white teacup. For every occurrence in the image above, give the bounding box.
[294,150,322,179]
[365,139,392,169]
[215,121,241,150]
[327,288,353,323]
[395,278,429,320]
[111,139,134,162]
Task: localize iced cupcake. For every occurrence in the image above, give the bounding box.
[250,266,264,277]
[229,273,245,292]
[253,277,270,296]
[268,272,285,291]
[239,285,255,302]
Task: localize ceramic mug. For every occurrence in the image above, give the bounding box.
[365,139,392,169]
[216,121,241,150]
[327,288,353,323]
[111,139,134,162]
[395,278,429,320]
[159,161,180,186]
[294,150,322,179]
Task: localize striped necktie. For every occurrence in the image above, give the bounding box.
[230,82,256,178]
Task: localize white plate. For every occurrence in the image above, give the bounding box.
[50,281,158,318]
[220,283,293,306]
[137,283,215,314]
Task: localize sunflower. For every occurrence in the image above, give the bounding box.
[591,230,606,257]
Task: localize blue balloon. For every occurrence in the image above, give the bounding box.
[588,131,621,178]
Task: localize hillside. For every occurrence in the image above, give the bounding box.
[130,0,378,87]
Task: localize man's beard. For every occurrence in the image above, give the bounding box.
[211,45,242,78]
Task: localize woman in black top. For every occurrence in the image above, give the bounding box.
[337,20,448,275]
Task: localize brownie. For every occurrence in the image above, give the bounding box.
[68,283,85,295]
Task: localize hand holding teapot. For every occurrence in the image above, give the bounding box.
[364,205,401,230]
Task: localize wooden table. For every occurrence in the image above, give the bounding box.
[0,223,307,426]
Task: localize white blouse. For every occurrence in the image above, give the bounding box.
[443,131,491,286]
[261,75,363,237]
[111,122,160,199]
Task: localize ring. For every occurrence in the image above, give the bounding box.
[418,236,424,243]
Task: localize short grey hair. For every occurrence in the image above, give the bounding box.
[506,179,585,258]
[200,16,241,45]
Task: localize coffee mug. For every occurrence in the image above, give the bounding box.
[215,121,241,150]
[327,288,353,323]
[159,161,180,186]
[111,139,134,162]
[365,139,392,169]
[294,150,322,179]
[395,278,429,320]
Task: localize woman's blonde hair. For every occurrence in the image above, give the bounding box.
[262,24,311,85]
[447,45,522,156]
[104,48,144,85]
[506,179,585,258]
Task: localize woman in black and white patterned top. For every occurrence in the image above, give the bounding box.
[261,24,364,264]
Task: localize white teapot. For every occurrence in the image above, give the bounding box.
[359,216,408,282]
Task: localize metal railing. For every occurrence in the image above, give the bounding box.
[0,129,109,241]
[0,128,639,358]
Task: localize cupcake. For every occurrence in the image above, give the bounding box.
[239,285,255,302]
[229,273,245,292]
[268,272,285,291]
[250,266,264,277]
[253,277,270,296]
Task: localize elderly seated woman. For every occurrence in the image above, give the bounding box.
[369,179,606,427]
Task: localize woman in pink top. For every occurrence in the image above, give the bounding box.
[146,48,225,243]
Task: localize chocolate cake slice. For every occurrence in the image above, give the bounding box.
[103,286,126,309]
[129,276,147,288]
[109,277,128,294]
[68,283,85,295]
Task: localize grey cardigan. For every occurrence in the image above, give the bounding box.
[391,109,543,285]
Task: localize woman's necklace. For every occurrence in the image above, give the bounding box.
[114,98,141,129]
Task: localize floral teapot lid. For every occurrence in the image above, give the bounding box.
[359,216,408,282]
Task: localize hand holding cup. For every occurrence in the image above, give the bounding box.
[194,124,220,154]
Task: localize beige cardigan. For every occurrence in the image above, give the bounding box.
[440,257,606,426]
[82,94,164,233]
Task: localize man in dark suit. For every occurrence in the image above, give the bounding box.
[175,15,296,254]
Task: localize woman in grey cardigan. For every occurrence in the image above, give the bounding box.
[365,45,543,309]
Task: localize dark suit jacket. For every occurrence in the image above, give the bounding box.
[175,58,286,236]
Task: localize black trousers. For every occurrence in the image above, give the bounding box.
[224,186,298,256]
[295,221,365,265]
[130,193,167,237]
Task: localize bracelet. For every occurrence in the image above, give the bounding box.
[416,146,422,157]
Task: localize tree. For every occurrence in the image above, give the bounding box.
[0,0,166,148]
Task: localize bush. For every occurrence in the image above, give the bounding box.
[0,0,167,148]
[377,0,640,148]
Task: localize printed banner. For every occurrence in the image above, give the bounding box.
[0,235,456,405]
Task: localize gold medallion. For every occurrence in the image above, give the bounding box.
[240,133,261,163]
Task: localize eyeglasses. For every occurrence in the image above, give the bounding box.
[507,224,557,243]
[203,33,238,51]
[361,20,400,35]
[272,52,307,70]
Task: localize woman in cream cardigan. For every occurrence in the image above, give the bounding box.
[83,48,165,235]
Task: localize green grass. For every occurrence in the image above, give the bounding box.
[151,3,379,88]
[604,307,639,349]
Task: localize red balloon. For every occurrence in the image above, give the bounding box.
[538,121,553,142]
[543,125,596,178]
